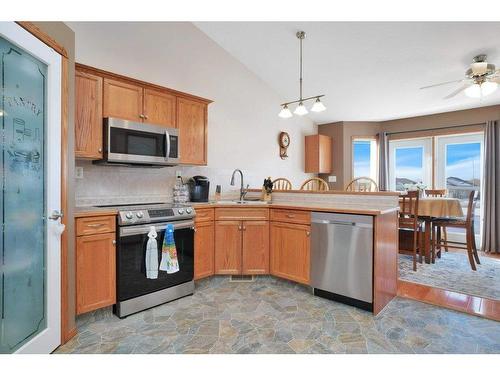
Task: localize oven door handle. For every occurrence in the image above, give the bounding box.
[119,220,194,237]
[165,130,171,159]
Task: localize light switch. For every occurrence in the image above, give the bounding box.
[328,175,337,183]
[75,167,84,179]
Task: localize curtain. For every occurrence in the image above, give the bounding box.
[378,131,389,191]
[481,120,500,253]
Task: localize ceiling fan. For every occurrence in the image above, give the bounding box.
[420,54,500,99]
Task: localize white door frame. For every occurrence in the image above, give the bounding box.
[0,22,62,354]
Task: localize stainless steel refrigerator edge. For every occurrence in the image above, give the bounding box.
[310,212,374,309]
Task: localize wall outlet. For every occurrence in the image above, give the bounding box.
[75,167,84,179]
[175,170,182,179]
[328,175,337,183]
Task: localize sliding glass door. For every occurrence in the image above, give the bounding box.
[435,133,484,242]
[388,138,432,191]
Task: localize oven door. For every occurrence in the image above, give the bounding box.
[104,117,179,165]
[117,220,194,302]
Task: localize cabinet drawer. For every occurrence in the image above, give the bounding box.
[270,209,311,225]
[76,215,116,236]
[194,208,214,223]
[215,207,269,221]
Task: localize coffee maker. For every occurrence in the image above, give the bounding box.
[187,176,210,202]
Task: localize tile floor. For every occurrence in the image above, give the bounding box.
[56,276,500,354]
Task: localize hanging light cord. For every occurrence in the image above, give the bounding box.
[299,31,303,101]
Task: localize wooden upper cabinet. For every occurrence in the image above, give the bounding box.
[103,78,143,122]
[177,97,207,165]
[305,134,332,173]
[75,71,103,159]
[143,89,176,127]
[215,221,242,274]
[242,221,269,275]
[270,221,311,285]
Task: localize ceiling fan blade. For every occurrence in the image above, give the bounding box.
[444,84,472,99]
[420,79,465,90]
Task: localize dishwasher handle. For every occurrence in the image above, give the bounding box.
[311,218,373,229]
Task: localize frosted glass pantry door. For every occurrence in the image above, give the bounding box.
[0,22,62,354]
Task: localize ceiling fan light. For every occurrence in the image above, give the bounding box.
[311,98,326,112]
[464,84,482,98]
[481,81,498,96]
[294,102,308,116]
[278,105,293,118]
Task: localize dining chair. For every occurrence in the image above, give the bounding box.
[299,178,329,191]
[431,190,480,271]
[424,189,449,252]
[272,177,292,190]
[345,177,379,192]
[399,191,424,271]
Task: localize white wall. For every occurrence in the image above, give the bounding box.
[68,22,316,205]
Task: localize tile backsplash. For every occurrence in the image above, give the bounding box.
[76,160,269,206]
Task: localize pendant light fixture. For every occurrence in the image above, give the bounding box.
[278,31,326,118]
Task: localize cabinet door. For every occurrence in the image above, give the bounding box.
[194,221,214,280]
[75,70,103,159]
[143,88,176,127]
[103,78,143,122]
[177,97,207,165]
[242,220,269,275]
[215,221,242,274]
[270,222,311,285]
[76,232,116,314]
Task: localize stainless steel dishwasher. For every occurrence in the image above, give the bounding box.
[310,212,373,311]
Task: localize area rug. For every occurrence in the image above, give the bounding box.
[399,252,500,300]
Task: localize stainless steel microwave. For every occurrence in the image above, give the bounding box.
[100,118,180,166]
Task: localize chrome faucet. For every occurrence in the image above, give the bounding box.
[230,169,248,201]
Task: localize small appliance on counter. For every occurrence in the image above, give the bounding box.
[187,176,210,202]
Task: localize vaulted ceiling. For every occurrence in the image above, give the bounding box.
[195,22,500,123]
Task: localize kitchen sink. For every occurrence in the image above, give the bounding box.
[216,200,270,205]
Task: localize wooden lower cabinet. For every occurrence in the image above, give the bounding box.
[194,220,215,280]
[215,219,269,275]
[215,221,242,274]
[242,221,269,274]
[270,221,311,285]
[76,232,116,314]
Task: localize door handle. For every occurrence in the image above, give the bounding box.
[165,130,171,159]
[48,210,64,220]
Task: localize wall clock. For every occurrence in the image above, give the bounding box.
[279,131,290,159]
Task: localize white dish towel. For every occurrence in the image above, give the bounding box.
[145,226,159,279]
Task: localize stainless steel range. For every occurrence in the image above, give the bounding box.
[99,202,196,318]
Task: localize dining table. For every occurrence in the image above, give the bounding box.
[399,196,464,263]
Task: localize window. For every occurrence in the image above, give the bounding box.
[388,138,432,191]
[352,138,378,181]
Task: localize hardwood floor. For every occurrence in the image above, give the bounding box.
[397,280,500,322]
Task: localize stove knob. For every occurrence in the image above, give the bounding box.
[178,208,185,214]
[136,211,144,218]
[125,212,133,220]
[186,208,192,214]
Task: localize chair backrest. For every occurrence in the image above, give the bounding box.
[399,190,420,229]
[300,178,329,191]
[425,189,447,197]
[345,177,379,192]
[466,190,479,225]
[272,178,292,191]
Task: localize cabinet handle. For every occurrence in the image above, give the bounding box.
[287,214,296,218]
[98,148,102,153]
[243,226,246,231]
[112,240,116,245]
[238,225,242,231]
[143,115,148,120]
[87,223,104,228]
[139,114,145,119]
[193,227,197,232]
[306,231,310,237]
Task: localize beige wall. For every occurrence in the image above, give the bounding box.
[318,104,500,190]
[31,22,76,337]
